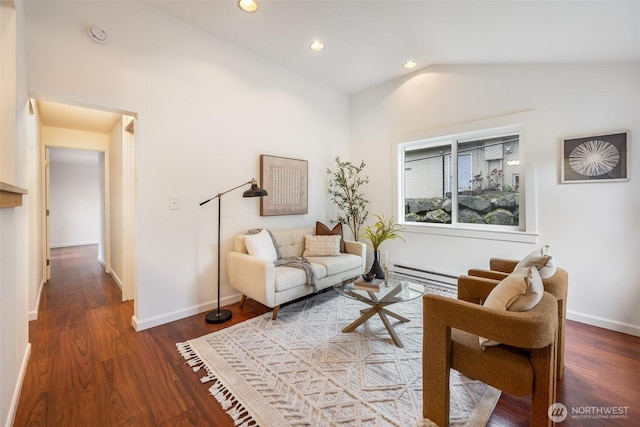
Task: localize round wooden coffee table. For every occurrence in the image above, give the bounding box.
[334,275,425,347]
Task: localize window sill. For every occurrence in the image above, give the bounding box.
[402,222,538,244]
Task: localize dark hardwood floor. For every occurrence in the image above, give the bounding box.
[15,245,640,426]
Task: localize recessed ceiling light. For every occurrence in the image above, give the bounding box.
[309,40,325,52]
[238,0,258,13]
[403,60,417,70]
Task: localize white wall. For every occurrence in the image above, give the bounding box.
[21,1,639,338]
[351,63,640,335]
[25,1,350,330]
[26,101,43,322]
[97,151,106,267]
[109,118,124,288]
[49,150,101,247]
[0,2,16,183]
[0,1,31,425]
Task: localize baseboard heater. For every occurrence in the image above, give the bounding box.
[390,264,460,291]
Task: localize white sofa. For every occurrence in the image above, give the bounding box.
[228,227,366,319]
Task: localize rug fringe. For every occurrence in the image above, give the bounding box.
[176,342,195,358]
[213,383,257,426]
[228,401,250,425]
[177,341,258,426]
[176,341,215,382]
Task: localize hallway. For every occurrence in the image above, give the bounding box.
[14,244,269,426]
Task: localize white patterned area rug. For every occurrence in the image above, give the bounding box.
[177,286,501,426]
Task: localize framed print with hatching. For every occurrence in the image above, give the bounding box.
[561,131,629,183]
[260,155,308,216]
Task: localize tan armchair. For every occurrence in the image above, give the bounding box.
[423,275,558,427]
[468,258,568,379]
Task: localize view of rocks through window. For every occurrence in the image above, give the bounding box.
[404,135,520,226]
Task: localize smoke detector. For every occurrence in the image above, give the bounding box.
[89,26,108,44]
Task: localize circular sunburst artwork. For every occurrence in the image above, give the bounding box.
[569,139,620,177]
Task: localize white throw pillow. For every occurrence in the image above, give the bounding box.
[479,266,544,349]
[515,245,557,279]
[303,235,341,257]
[244,229,278,262]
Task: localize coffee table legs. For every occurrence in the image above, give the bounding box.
[342,306,379,332]
[342,303,410,347]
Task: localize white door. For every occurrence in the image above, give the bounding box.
[44,147,51,281]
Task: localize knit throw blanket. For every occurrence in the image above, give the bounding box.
[247,228,317,292]
[275,257,318,292]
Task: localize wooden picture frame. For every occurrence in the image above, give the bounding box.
[260,155,308,216]
[561,131,629,183]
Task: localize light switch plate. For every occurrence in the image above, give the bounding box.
[169,196,180,210]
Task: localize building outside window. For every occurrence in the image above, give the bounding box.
[402,130,522,229]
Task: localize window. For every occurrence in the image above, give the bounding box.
[396,111,537,242]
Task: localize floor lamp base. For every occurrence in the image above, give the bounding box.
[205,309,232,324]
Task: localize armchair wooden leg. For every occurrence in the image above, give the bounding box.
[423,362,450,427]
[271,305,280,320]
[530,345,557,427]
[423,314,451,426]
[239,295,247,308]
[557,301,567,379]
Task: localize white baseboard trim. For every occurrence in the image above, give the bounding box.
[6,343,31,427]
[28,277,46,321]
[110,270,124,293]
[131,293,243,331]
[567,310,640,337]
[50,241,99,248]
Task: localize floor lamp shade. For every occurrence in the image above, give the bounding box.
[199,179,267,324]
[243,180,268,198]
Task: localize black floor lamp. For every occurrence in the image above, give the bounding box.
[199,178,267,324]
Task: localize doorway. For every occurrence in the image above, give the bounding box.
[36,99,137,304]
[47,147,103,253]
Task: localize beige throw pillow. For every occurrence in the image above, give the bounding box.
[316,221,346,253]
[515,244,557,279]
[479,266,544,349]
[303,235,341,257]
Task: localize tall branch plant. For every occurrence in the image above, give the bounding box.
[327,156,369,241]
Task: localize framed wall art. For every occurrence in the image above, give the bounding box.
[260,155,308,216]
[561,131,629,183]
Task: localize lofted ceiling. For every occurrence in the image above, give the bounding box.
[31,1,640,140]
[144,0,640,94]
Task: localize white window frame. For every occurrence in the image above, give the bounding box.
[394,111,538,243]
